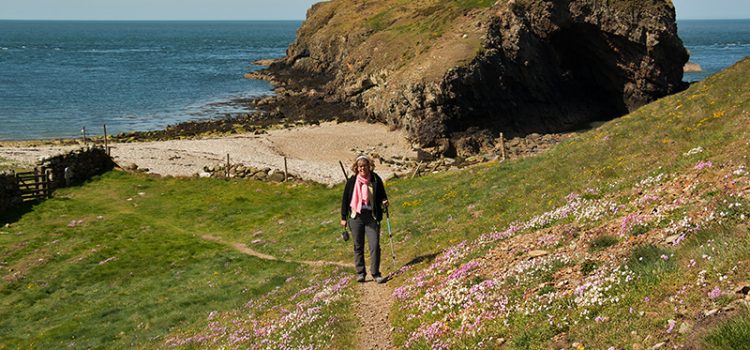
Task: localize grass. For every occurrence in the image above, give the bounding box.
[387,58,750,349]
[0,57,749,348]
[581,259,599,275]
[303,0,498,81]
[704,309,750,350]
[588,235,619,252]
[0,174,339,348]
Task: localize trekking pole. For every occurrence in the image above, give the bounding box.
[338,161,349,181]
[385,205,396,270]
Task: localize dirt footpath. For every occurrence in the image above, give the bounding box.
[0,121,415,185]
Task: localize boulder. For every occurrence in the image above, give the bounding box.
[268,170,286,182]
[528,250,549,259]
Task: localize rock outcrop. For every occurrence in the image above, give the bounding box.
[260,0,688,154]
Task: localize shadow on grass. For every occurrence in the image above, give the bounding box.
[1,178,93,226]
[384,253,438,282]
[403,253,438,267]
[0,201,35,225]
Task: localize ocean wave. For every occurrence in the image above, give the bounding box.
[85,48,162,54]
[710,42,749,48]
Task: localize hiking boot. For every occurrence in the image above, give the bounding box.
[356,274,366,282]
[374,276,386,284]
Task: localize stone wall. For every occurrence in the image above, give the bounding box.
[0,147,115,213]
[0,172,22,213]
[202,163,299,182]
[40,146,116,188]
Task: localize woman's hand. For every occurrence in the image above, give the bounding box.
[340,219,347,227]
[382,199,389,208]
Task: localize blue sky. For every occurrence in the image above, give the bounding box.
[0,0,747,20]
[0,0,321,20]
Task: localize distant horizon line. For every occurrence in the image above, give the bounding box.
[0,18,306,22]
[0,17,747,21]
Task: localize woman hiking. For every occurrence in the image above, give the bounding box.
[340,155,389,283]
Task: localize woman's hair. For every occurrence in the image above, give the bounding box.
[350,154,375,173]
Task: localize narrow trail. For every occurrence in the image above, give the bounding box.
[201,234,396,349]
[356,278,396,350]
[200,235,353,268]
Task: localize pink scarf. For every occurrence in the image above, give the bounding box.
[349,174,370,215]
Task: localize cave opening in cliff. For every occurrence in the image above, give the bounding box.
[549,23,632,127]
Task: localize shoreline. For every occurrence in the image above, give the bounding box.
[0,121,416,185]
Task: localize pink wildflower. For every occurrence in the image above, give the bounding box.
[393,286,412,301]
[448,261,481,281]
[619,213,645,236]
[708,286,722,299]
[666,319,676,333]
[671,233,687,246]
[566,192,580,202]
[694,160,713,170]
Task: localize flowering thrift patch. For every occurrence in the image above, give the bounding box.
[165,273,352,349]
[708,286,722,299]
[572,264,634,310]
[393,157,750,348]
[525,194,620,230]
[694,160,714,171]
[618,213,646,236]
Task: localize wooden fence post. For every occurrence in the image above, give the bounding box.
[103,124,109,156]
[226,154,230,179]
[34,168,41,200]
[499,132,506,162]
[283,157,288,182]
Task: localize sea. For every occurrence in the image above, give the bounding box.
[0,19,748,140]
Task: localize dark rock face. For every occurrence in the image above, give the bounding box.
[437,0,688,141]
[263,0,688,152]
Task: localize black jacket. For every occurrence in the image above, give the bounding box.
[341,172,388,222]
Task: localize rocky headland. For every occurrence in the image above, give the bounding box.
[1,0,693,184]
[253,0,689,157]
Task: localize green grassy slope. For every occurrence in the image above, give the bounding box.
[0,176,353,349]
[1,58,748,349]
[387,58,750,349]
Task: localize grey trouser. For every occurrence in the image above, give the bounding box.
[348,209,381,277]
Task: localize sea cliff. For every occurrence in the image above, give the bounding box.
[257,0,688,156]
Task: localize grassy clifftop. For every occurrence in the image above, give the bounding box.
[291,0,496,81]
[1,58,749,348]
